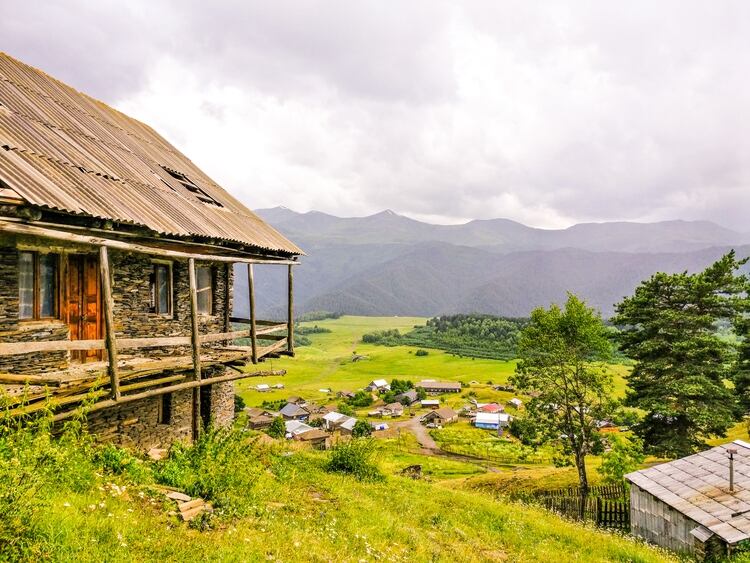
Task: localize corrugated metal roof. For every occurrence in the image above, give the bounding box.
[626,440,750,545]
[0,53,302,256]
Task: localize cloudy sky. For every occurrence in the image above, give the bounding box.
[2,1,748,229]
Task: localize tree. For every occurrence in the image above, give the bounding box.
[351,419,372,438]
[266,416,285,439]
[613,252,748,458]
[734,313,750,411]
[597,435,645,484]
[510,294,614,499]
[347,390,374,408]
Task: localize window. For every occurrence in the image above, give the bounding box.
[196,265,213,315]
[18,251,58,320]
[149,262,173,316]
[158,392,172,424]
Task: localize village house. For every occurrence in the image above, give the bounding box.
[244,407,278,430]
[322,411,356,434]
[366,379,390,392]
[416,380,462,394]
[0,53,302,451]
[280,402,310,421]
[285,420,315,438]
[508,398,523,409]
[421,407,458,426]
[293,427,331,450]
[477,403,504,413]
[380,402,404,417]
[474,412,511,431]
[626,441,750,560]
[393,389,418,405]
[421,399,440,409]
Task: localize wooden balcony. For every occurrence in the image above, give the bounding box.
[0,225,297,428]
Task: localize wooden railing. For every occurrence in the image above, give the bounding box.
[0,325,287,356]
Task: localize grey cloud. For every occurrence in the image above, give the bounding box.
[1,1,748,230]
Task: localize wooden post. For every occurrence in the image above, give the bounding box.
[188,258,202,440]
[223,263,231,333]
[99,246,120,400]
[247,264,258,364]
[287,264,294,356]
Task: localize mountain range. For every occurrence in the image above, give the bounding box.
[236,207,750,319]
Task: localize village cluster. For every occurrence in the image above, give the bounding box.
[245,377,524,449]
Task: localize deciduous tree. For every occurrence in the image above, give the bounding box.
[510,294,614,499]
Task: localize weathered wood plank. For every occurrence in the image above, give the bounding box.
[188,258,202,441]
[0,220,298,265]
[287,264,294,356]
[99,246,120,400]
[247,263,257,364]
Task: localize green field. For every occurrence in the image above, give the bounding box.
[238,316,630,410]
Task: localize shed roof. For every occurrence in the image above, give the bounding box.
[416,381,461,390]
[280,403,308,417]
[0,53,302,256]
[475,412,510,424]
[626,440,750,545]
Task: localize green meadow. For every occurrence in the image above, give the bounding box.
[237,315,630,409]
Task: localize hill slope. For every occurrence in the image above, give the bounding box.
[246,208,750,318]
[10,422,674,562]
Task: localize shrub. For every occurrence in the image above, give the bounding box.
[153,426,263,517]
[326,438,384,482]
[233,394,246,413]
[351,419,372,438]
[415,349,429,356]
[266,416,286,439]
[337,402,355,416]
[347,390,374,408]
[93,443,152,483]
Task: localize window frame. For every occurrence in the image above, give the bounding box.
[195,265,214,316]
[18,250,59,321]
[150,260,174,317]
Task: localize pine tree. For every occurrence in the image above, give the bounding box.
[613,251,748,458]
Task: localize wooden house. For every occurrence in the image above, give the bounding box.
[421,407,457,426]
[626,441,750,559]
[0,53,303,450]
[415,380,461,394]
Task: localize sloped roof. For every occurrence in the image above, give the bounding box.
[0,53,302,256]
[280,403,308,417]
[626,440,750,545]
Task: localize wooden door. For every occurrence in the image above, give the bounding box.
[67,254,102,362]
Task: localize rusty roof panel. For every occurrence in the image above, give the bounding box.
[0,53,302,256]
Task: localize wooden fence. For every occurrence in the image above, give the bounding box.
[541,483,627,499]
[534,484,630,531]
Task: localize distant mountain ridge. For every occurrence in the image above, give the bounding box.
[240,208,750,319]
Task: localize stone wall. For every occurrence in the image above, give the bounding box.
[86,388,194,450]
[0,235,238,448]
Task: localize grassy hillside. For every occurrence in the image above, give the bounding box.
[4,420,676,562]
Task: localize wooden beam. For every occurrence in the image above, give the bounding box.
[247,264,257,364]
[188,258,202,440]
[0,220,299,265]
[287,264,294,356]
[258,338,289,359]
[229,317,285,326]
[223,263,231,334]
[99,246,120,400]
[187,258,202,382]
[0,330,266,356]
[49,369,286,422]
[0,339,105,355]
